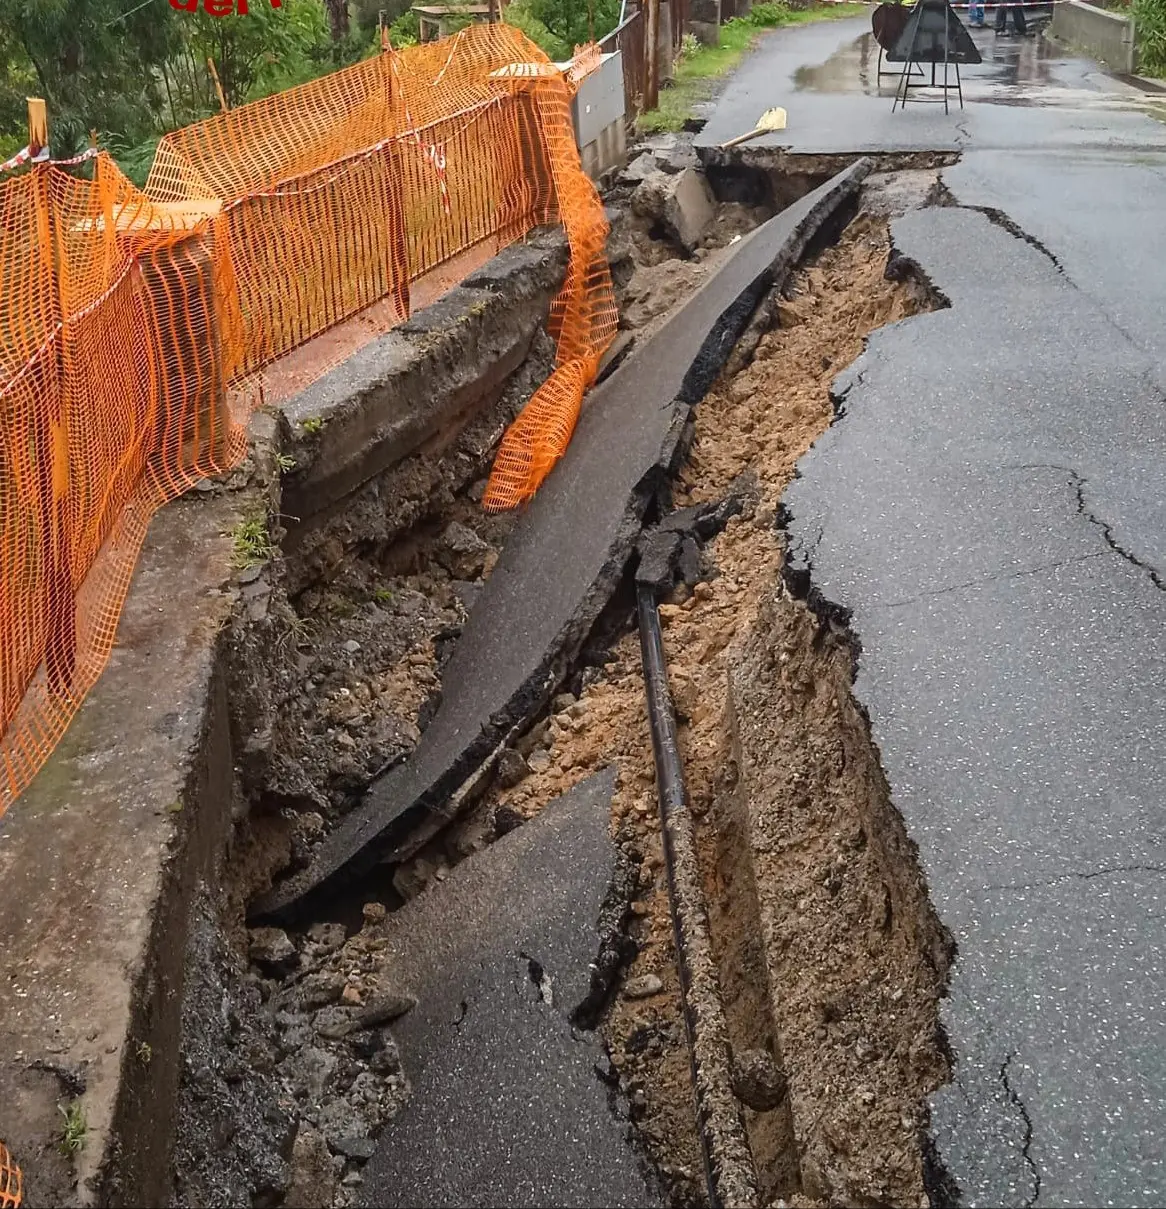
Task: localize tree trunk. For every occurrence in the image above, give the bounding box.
[326,0,351,40]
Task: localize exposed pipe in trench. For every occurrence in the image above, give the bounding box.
[635,580,761,1209]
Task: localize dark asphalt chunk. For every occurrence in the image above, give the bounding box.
[783,206,1166,1205]
[356,768,661,1209]
[256,160,871,923]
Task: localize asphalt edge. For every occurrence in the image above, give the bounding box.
[253,156,875,927]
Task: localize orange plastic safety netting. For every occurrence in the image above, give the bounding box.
[0,25,615,817]
[0,1142,20,1209]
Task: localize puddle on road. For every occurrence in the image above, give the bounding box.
[791,27,1166,117]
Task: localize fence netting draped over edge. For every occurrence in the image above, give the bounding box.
[0,1140,18,1208]
[0,24,617,819]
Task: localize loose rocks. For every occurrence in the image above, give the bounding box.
[632,168,716,254]
[437,521,491,579]
[248,927,299,975]
[731,1048,788,1112]
[624,973,664,1000]
[287,1125,337,1209]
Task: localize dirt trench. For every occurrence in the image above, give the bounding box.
[171,165,957,1209]
[480,171,955,1208]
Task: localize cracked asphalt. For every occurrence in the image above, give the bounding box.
[359,768,662,1208]
[704,17,1166,1209]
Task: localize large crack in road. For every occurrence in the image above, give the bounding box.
[785,187,1166,1207]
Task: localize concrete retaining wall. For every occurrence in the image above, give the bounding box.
[574,53,629,181]
[1050,0,1137,73]
[0,234,575,1206]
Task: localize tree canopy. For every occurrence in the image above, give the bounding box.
[0,0,623,173]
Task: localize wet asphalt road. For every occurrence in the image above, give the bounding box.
[703,17,1166,1208]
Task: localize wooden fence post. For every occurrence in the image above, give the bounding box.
[645,0,661,111]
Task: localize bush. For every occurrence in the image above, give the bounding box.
[503,2,573,59]
[746,1,793,27]
[1134,0,1166,74]
[387,9,421,46]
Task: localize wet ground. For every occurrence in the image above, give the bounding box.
[696,16,1166,152]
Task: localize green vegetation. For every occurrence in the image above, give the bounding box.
[59,1102,87,1157]
[0,0,405,175]
[638,1,870,133]
[1133,0,1166,76]
[506,0,621,50]
[300,415,324,434]
[0,0,618,181]
[230,514,276,569]
[0,0,867,183]
[386,9,422,47]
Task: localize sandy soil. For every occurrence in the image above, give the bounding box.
[486,198,953,1207]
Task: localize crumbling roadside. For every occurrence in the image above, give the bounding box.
[482,175,955,1206]
[165,153,812,1207]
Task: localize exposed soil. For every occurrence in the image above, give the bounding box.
[161,157,961,1209]
[480,176,954,1207]
[168,179,798,1208]
[255,183,783,890]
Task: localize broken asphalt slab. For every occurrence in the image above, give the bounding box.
[256,158,873,922]
[356,767,661,1208]
[783,205,1166,1205]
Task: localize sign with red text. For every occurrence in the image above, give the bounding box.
[170,0,281,14]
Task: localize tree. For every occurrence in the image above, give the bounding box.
[517,0,622,47]
[178,0,332,109]
[0,0,181,153]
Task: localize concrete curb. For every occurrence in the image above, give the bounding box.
[0,485,265,1208]
[1049,0,1137,75]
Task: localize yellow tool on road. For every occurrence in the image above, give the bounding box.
[718,106,788,149]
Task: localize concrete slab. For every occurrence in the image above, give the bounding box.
[357,768,661,1208]
[257,159,873,923]
[0,488,255,1208]
[782,207,1166,1205]
[279,235,568,572]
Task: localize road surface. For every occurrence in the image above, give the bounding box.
[702,18,1166,1207]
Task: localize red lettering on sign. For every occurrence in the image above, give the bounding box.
[169,0,280,13]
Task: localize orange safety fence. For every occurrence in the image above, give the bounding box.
[0,24,616,818]
[0,1141,19,1209]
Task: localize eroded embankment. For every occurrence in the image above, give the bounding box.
[158,162,959,1209]
[166,180,789,1207]
[482,172,956,1207]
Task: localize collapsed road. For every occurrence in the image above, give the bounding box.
[698,16,1166,1208]
[253,160,873,925]
[4,15,1165,1209]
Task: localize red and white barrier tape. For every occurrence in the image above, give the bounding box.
[1,144,100,176]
